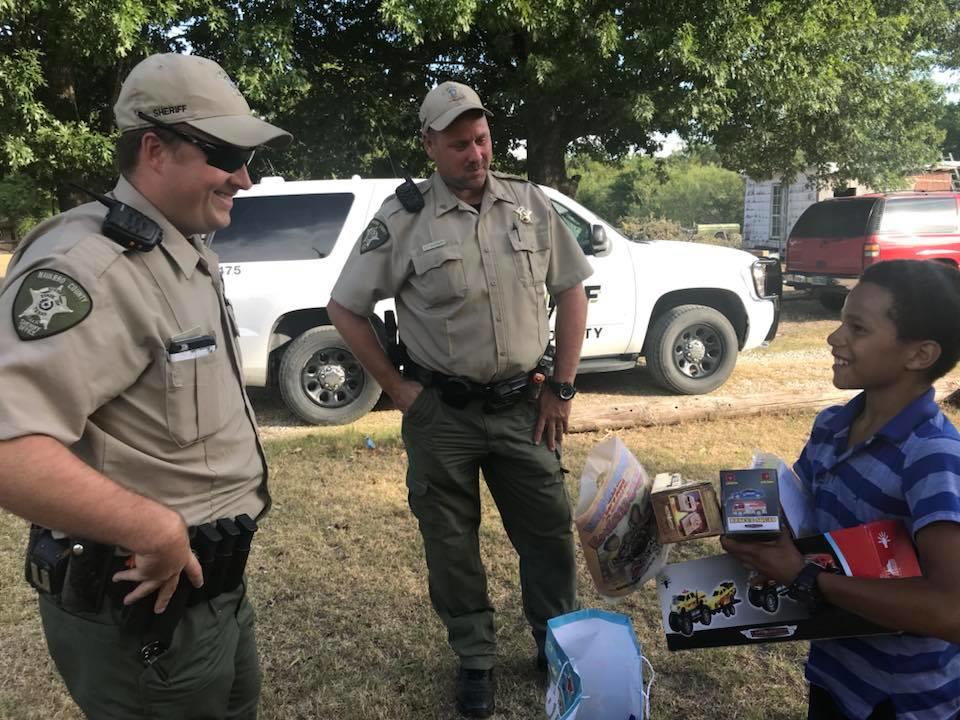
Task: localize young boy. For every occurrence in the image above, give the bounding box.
[722,259,960,720]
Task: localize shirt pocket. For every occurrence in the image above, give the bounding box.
[508,222,550,287]
[164,344,229,447]
[410,243,467,306]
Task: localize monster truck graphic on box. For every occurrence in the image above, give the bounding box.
[705,581,740,617]
[668,582,741,637]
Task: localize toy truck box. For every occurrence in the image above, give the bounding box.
[720,468,781,538]
[656,519,921,650]
[651,472,723,544]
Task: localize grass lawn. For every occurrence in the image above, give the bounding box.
[1,292,958,719]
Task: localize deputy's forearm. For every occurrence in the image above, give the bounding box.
[0,435,183,553]
[328,299,405,397]
[551,283,588,383]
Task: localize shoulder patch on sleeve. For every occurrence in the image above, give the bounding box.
[13,269,92,340]
[359,219,390,254]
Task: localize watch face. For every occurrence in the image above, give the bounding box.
[549,380,576,400]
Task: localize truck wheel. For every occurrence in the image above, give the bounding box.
[668,612,680,633]
[278,326,381,425]
[645,305,738,395]
[817,291,846,312]
[748,588,762,607]
[700,607,712,626]
[763,592,779,614]
[679,614,694,637]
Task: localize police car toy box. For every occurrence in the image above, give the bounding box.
[655,519,921,650]
[720,468,781,538]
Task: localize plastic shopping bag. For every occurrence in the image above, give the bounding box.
[575,436,670,598]
[544,609,653,720]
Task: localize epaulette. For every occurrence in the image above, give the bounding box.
[490,171,529,183]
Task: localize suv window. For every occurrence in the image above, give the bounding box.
[210,193,355,262]
[879,197,958,235]
[790,197,880,238]
[550,200,592,254]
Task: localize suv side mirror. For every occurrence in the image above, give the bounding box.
[591,224,611,257]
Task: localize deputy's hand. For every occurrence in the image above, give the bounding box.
[112,510,203,613]
[392,380,424,414]
[720,531,805,586]
[535,390,571,451]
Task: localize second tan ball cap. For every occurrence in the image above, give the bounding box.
[114,53,292,149]
[419,81,493,133]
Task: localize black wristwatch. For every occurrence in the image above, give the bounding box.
[547,379,577,401]
[787,562,826,613]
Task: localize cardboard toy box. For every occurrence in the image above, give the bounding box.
[651,473,723,544]
[720,468,781,538]
[655,519,921,650]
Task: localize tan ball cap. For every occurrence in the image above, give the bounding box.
[419,81,493,133]
[114,53,292,148]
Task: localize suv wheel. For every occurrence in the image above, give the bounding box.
[645,305,738,394]
[278,326,381,425]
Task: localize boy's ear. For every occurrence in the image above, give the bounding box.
[905,339,942,374]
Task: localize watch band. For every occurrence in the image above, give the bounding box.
[787,562,826,613]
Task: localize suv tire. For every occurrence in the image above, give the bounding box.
[278,326,381,425]
[646,305,738,394]
[816,290,846,312]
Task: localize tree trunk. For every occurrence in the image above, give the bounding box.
[525,113,579,196]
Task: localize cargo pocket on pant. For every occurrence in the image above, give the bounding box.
[164,348,229,447]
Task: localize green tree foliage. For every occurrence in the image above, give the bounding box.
[0,0,305,211]
[381,0,957,191]
[937,102,960,160]
[572,152,744,229]
[3,0,959,227]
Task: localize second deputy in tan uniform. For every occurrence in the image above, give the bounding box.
[0,54,290,719]
[329,81,592,718]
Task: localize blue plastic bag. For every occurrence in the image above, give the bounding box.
[544,609,653,720]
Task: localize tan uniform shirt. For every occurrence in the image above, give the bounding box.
[332,171,593,382]
[0,177,268,527]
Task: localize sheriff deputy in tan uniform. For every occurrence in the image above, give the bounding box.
[329,81,592,719]
[0,54,290,719]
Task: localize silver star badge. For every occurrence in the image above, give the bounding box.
[20,285,73,330]
[514,206,534,224]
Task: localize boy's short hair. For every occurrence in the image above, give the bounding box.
[860,259,960,381]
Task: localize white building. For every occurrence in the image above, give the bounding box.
[741,172,845,254]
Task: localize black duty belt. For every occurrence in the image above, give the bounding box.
[404,359,532,411]
[25,514,258,666]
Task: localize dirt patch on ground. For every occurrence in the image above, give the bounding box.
[251,290,845,439]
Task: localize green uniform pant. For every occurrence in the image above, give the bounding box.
[38,584,260,719]
[401,386,577,670]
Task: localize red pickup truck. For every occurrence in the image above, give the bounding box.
[784,192,960,310]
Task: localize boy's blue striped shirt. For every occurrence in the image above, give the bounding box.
[795,388,960,720]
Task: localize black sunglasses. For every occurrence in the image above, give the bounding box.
[136,111,255,173]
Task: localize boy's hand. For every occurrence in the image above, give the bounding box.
[720,532,806,586]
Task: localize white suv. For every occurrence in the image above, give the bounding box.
[209,176,781,425]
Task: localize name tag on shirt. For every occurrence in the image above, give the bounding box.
[167,334,216,362]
